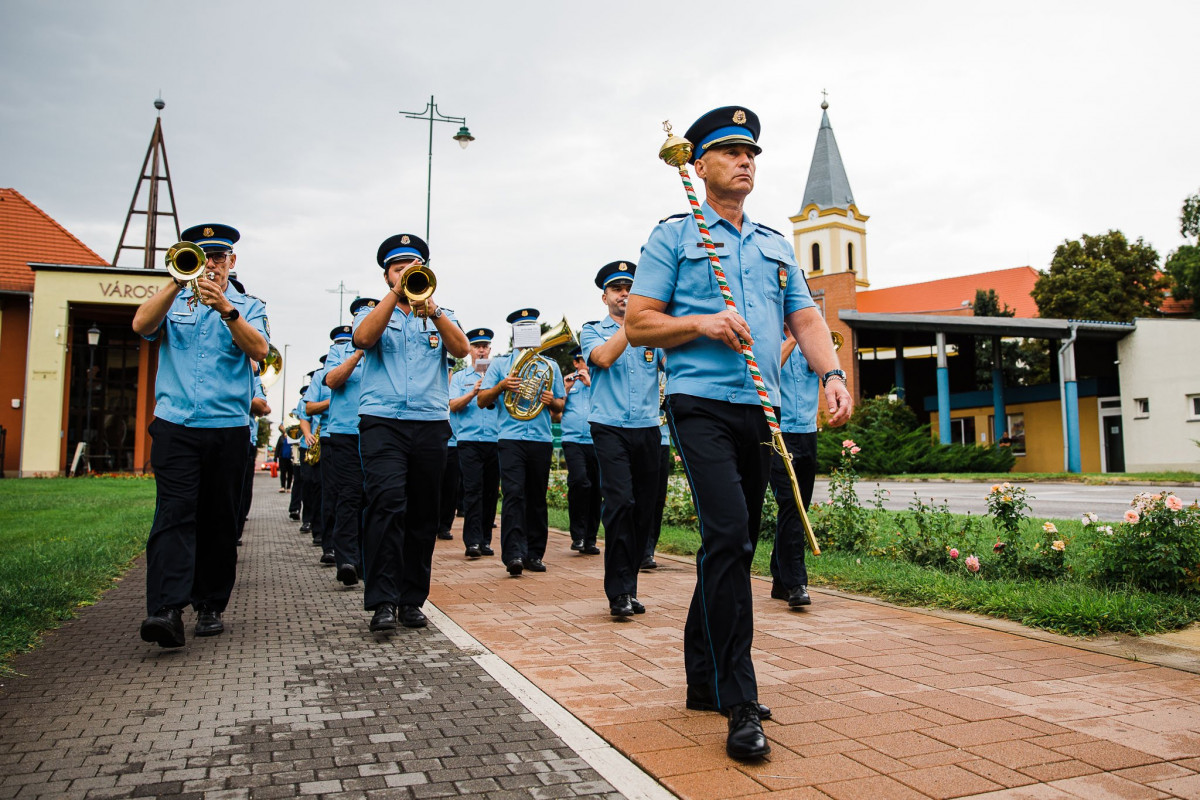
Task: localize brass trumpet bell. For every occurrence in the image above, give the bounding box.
[165,241,209,299]
[401,264,436,306]
[259,345,283,389]
[831,331,845,352]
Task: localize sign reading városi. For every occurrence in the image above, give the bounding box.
[97,281,165,300]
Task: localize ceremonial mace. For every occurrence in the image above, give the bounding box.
[658,121,821,555]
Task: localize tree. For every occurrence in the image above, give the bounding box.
[972,289,1050,388]
[1181,189,1200,240]
[1166,191,1200,315]
[1031,230,1165,322]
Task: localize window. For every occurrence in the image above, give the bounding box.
[1189,394,1200,421]
[847,242,855,271]
[987,412,1026,456]
[1134,398,1150,418]
[950,417,976,446]
[811,243,821,272]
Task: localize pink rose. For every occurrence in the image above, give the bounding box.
[990,484,1001,493]
[965,555,980,573]
[1042,522,1057,534]
[1167,495,1184,511]
[1124,510,1140,524]
[949,548,959,559]
[850,446,861,454]
[842,439,856,448]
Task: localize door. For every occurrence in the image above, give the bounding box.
[1102,414,1125,473]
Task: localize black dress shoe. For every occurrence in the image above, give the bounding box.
[630,597,646,614]
[400,605,428,628]
[609,594,634,618]
[235,538,243,546]
[289,511,300,521]
[506,559,524,576]
[582,544,600,555]
[369,604,398,631]
[788,585,811,608]
[726,701,771,761]
[479,545,495,556]
[336,564,359,586]
[523,557,546,572]
[640,556,658,570]
[194,610,224,637]
[299,522,312,533]
[685,686,772,720]
[770,581,788,600]
[320,550,336,565]
[465,545,482,559]
[571,539,583,551]
[140,608,185,648]
[437,530,453,540]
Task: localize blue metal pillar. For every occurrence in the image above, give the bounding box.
[936,332,951,444]
[1059,330,1082,473]
[991,336,1006,444]
[893,334,906,399]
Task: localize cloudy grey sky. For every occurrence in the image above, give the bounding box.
[2,0,1196,420]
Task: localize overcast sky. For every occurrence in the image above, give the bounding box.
[2,0,1197,422]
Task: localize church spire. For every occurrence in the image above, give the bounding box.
[799,96,856,213]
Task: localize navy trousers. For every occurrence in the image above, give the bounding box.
[561,441,601,547]
[768,431,818,589]
[326,433,365,569]
[458,441,499,548]
[644,444,671,561]
[591,424,659,602]
[497,439,552,564]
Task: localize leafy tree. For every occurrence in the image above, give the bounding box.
[1181,189,1200,240]
[1031,230,1165,322]
[1165,245,1200,310]
[972,289,1051,388]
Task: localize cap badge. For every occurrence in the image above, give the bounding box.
[618,263,628,271]
[732,110,747,125]
[367,300,377,308]
[521,310,529,317]
[400,235,410,245]
[203,227,214,237]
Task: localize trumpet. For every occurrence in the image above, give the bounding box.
[259,345,283,389]
[401,264,436,329]
[504,316,575,421]
[165,241,214,302]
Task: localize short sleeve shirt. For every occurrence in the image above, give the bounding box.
[353,305,458,421]
[780,347,819,434]
[449,366,500,443]
[580,316,662,429]
[480,351,565,443]
[303,372,332,434]
[322,340,363,435]
[631,202,812,407]
[559,380,592,444]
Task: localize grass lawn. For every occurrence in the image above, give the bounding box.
[548,505,1200,638]
[0,477,155,672]
[871,471,1200,484]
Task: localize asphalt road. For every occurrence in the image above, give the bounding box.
[810,479,1200,523]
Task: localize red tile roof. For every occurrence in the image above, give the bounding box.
[0,188,108,293]
[856,266,1041,318]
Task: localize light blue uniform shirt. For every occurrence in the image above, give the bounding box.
[303,371,331,434]
[780,347,819,434]
[144,283,269,428]
[580,316,662,429]
[294,395,311,430]
[447,367,458,448]
[322,339,363,435]
[481,351,565,443]
[353,306,457,421]
[633,202,812,407]
[449,366,500,443]
[249,376,265,445]
[559,380,593,444]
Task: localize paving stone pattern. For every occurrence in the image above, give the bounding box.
[0,474,621,800]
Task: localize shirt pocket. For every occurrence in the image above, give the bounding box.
[755,239,796,306]
[167,313,198,349]
[680,247,722,300]
[381,319,405,353]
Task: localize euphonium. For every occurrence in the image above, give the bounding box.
[504,316,575,421]
[165,241,212,301]
[831,330,845,351]
[305,422,322,465]
[401,264,436,328]
[284,413,302,439]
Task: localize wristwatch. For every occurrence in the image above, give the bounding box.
[431,306,444,320]
[220,308,240,323]
[821,368,847,386]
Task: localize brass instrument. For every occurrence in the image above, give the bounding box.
[504,316,575,421]
[658,371,667,427]
[259,345,283,389]
[305,422,322,465]
[831,330,844,351]
[284,413,302,439]
[165,241,213,302]
[401,264,436,329]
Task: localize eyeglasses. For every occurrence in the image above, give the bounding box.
[205,252,231,265]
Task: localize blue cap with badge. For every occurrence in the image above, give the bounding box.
[467,327,494,344]
[506,308,539,324]
[683,106,761,164]
[376,234,429,268]
[595,260,636,289]
[330,325,352,341]
[350,297,378,315]
[181,223,240,252]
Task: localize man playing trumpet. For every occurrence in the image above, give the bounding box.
[353,234,468,633]
[132,223,270,648]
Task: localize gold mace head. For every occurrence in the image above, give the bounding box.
[659,120,693,167]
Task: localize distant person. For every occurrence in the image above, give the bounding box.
[999,432,1012,447]
[275,431,293,493]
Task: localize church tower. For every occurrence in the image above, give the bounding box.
[790,98,869,288]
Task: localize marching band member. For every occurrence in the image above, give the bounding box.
[308,356,336,562]
[558,348,601,556]
[643,366,670,571]
[293,385,314,530]
[449,328,500,559]
[322,311,372,585]
[476,309,565,576]
[353,234,468,632]
[300,370,327,547]
[132,223,269,648]
[580,262,662,618]
[438,355,462,541]
[625,107,851,760]
[238,373,270,546]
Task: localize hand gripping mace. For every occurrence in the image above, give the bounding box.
[658,121,821,555]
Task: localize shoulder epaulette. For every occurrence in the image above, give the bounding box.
[583,320,601,327]
[755,223,786,238]
[658,212,689,224]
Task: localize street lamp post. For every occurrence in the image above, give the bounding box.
[399,95,475,242]
[280,343,290,432]
[84,324,100,475]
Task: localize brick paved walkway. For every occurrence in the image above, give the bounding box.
[8,476,1200,800]
[0,474,621,800]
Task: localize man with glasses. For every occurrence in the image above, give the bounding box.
[132,223,270,648]
[353,234,469,632]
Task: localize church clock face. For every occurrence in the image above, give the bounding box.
[808,210,817,220]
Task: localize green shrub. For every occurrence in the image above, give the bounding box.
[1091,492,1200,593]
